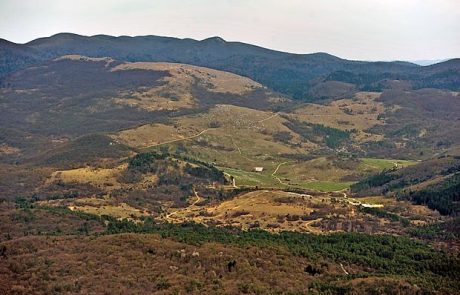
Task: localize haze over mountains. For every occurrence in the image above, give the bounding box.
[410,59,451,66]
[1,33,459,100]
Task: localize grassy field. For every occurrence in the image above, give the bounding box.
[46,165,125,187]
[284,92,387,142]
[359,158,417,170]
[298,181,355,191]
[45,152,414,194]
[112,102,422,193]
[221,167,353,192]
[112,61,264,112]
[70,203,147,219]
[160,188,445,234]
[221,167,285,188]
[38,197,149,220]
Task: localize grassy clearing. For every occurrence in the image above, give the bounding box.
[171,190,317,232]
[222,167,353,192]
[221,167,285,188]
[285,92,386,142]
[359,158,417,170]
[47,165,125,187]
[70,202,147,220]
[299,181,354,192]
[39,196,148,220]
[276,157,357,184]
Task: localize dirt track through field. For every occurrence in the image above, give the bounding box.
[257,113,279,123]
[303,218,323,233]
[165,190,203,221]
[272,161,290,185]
[143,129,210,149]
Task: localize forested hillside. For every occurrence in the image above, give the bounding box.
[1,34,459,100]
[351,155,460,215]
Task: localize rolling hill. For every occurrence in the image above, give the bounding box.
[0,55,287,164]
[1,53,459,192]
[351,154,460,215]
[1,33,459,100]
[1,34,460,294]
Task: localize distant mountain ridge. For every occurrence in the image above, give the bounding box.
[1,33,459,100]
[411,59,451,66]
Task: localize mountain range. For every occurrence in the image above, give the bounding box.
[1,33,459,100]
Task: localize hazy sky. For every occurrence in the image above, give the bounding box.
[1,0,459,60]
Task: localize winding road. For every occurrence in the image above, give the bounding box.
[303,218,323,233]
[165,189,204,221]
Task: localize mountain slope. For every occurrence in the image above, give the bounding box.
[0,55,282,134]
[351,155,460,215]
[0,55,287,164]
[1,33,459,100]
[0,38,41,79]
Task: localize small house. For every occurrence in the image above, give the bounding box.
[254,167,264,172]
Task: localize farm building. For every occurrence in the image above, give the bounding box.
[254,167,264,172]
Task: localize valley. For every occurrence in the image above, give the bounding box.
[0,48,459,294]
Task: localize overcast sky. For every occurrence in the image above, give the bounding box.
[1,0,459,61]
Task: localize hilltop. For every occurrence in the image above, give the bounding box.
[0,55,286,163]
[1,33,459,100]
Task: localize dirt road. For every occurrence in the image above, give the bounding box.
[164,190,204,221]
[271,161,290,185]
[143,129,210,149]
[257,113,279,123]
[303,218,323,233]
